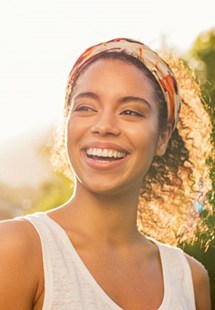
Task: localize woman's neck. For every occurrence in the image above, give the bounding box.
[64,182,141,245]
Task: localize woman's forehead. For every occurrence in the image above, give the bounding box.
[72,58,156,100]
[73,58,151,87]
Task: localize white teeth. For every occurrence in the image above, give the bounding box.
[103,149,109,157]
[86,148,126,159]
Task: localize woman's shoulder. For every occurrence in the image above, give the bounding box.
[0,216,42,279]
[153,238,209,279]
[0,216,40,253]
[0,217,43,308]
[185,252,209,280]
[185,253,211,309]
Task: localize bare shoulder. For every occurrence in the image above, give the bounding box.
[0,217,41,261]
[0,218,42,309]
[185,253,211,310]
[0,219,36,248]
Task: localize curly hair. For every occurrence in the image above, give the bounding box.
[51,52,213,246]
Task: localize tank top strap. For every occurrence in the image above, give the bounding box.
[23,213,55,310]
[153,239,196,310]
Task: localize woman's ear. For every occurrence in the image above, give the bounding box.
[156,125,172,156]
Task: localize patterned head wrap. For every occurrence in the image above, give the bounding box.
[67,38,181,131]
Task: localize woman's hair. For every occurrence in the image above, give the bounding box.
[52,51,213,246]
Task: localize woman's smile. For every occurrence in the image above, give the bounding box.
[81,142,130,171]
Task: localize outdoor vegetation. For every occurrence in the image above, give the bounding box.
[183,28,215,307]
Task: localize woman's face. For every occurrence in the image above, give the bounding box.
[67,59,169,195]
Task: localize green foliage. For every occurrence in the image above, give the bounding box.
[26,172,73,214]
[185,28,215,308]
[187,27,215,238]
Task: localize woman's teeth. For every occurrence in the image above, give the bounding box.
[86,148,126,159]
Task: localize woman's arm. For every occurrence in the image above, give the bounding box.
[186,254,211,310]
[0,219,42,309]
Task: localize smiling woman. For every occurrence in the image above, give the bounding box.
[55,41,212,244]
[0,38,213,309]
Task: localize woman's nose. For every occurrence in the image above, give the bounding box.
[91,111,120,136]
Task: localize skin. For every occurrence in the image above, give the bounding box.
[0,59,211,309]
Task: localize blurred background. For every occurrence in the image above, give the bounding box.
[0,0,214,307]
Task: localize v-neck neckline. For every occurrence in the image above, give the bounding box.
[41,212,171,309]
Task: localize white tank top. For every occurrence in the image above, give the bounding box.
[24,213,196,310]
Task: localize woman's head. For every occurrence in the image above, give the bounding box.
[52,38,213,245]
[66,57,173,196]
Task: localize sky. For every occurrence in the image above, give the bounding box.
[0,0,214,141]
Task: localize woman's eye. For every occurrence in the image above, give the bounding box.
[74,105,96,112]
[121,110,143,117]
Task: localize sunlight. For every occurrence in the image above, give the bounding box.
[0,0,214,141]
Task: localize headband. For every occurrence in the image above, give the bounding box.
[67,38,181,131]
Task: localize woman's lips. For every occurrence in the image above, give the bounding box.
[81,142,130,170]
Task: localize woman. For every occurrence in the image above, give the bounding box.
[0,38,212,309]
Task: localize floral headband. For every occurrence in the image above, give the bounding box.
[67,38,181,131]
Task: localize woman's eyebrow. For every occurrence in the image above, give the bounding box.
[74,92,99,101]
[119,96,152,109]
[73,93,151,110]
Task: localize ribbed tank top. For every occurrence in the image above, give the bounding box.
[24,213,196,310]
